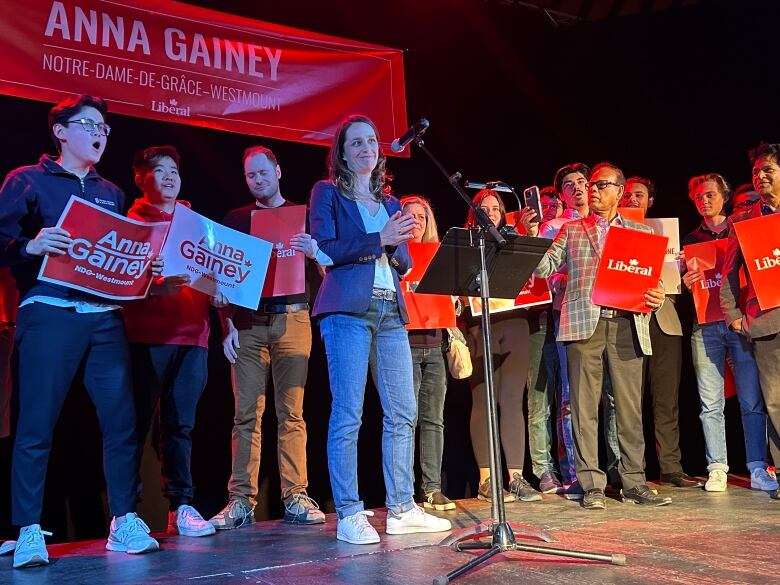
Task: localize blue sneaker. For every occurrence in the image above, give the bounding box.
[106,513,159,554]
[13,524,52,569]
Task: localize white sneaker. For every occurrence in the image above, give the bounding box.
[750,468,780,491]
[168,505,216,537]
[705,469,728,492]
[386,505,452,535]
[106,513,159,554]
[337,510,380,545]
[12,524,52,569]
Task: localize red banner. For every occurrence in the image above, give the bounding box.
[39,197,168,299]
[402,242,457,330]
[0,0,407,152]
[591,227,668,313]
[734,213,780,311]
[251,205,306,298]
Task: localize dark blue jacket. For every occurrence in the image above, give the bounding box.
[0,155,125,302]
[310,180,411,322]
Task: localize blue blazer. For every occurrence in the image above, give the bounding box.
[310,180,412,322]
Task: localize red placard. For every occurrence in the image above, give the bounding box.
[468,275,552,316]
[617,207,645,224]
[591,227,668,313]
[39,197,168,300]
[0,269,18,323]
[684,239,728,325]
[733,213,780,310]
[251,205,306,298]
[403,242,456,330]
[0,0,407,153]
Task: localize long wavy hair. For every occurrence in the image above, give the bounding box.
[400,194,440,243]
[328,114,391,201]
[465,189,506,229]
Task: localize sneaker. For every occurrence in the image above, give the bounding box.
[563,481,584,500]
[386,505,452,535]
[582,489,606,510]
[209,497,255,530]
[622,485,672,506]
[337,510,380,545]
[168,505,216,537]
[477,476,516,503]
[750,468,780,491]
[13,524,51,569]
[705,469,728,492]
[509,472,543,502]
[423,491,456,511]
[538,471,564,494]
[284,493,326,525]
[770,489,779,500]
[106,513,159,554]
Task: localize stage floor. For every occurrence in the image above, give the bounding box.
[1,475,777,585]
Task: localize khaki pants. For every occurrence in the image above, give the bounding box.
[228,310,312,504]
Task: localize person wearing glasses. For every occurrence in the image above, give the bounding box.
[534,162,671,510]
[721,143,780,501]
[0,95,160,568]
[681,173,775,494]
[731,183,760,212]
[619,177,702,489]
[310,114,451,544]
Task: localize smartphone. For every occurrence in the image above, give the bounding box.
[523,185,542,223]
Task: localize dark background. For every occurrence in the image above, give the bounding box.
[1,0,777,540]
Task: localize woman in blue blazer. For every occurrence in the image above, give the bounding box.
[309,114,451,545]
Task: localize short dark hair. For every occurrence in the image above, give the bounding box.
[133,145,180,176]
[49,95,108,153]
[625,176,656,200]
[591,162,626,185]
[733,183,755,198]
[243,145,278,167]
[553,162,590,193]
[748,142,780,167]
[540,185,559,201]
[687,173,731,202]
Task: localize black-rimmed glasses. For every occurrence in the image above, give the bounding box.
[63,118,111,136]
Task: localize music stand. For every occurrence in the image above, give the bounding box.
[417,230,626,584]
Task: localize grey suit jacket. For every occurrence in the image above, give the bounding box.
[534,213,654,355]
[654,295,682,336]
[720,201,780,338]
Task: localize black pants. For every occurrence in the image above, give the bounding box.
[131,343,208,508]
[12,303,138,526]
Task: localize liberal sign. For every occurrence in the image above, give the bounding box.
[0,0,407,151]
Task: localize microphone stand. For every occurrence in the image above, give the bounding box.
[409,134,626,585]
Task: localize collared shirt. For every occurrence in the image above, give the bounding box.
[594,213,624,252]
[761,202,780,216]
[539,208,585,240]
[681,220,729,247]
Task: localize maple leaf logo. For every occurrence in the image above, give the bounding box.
[773,248,780,257]
[275,242,284,249]
[715,272,722,279]
[169,98,178,106]
[245,259,252,267]
[629,258,639,266]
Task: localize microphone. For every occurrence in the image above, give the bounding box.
[391,118,430,152]
[463,181,513,193]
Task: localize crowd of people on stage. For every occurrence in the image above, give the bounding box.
[1,94,779,569]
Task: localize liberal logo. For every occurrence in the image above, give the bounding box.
[699,272,722,290]
[274,241,296,258]
[606,258,653,276]
[151,98,191,117]
[754,248,780,271]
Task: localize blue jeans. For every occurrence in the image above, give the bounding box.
[319,299,417,519]
[691,322,767,471]
[411,345,447,494]
[552,311,578,484]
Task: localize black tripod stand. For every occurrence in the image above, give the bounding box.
[410,133,626,585]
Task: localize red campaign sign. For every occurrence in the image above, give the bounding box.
[468,275,552,316]
[733,213,780,310]
[617,207,645,224]
[402,242,456,330]
[0,0,407,153]
[251,205,306,298]
[39,197,168,300]
[591,226,668,313]
[684,239,728,325]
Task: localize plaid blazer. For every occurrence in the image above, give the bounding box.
[534,213,654,355]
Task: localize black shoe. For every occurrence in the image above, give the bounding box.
[582,489,606,510]
[771,489,779,501]
[622,485,672,506]
[660,472,704,488]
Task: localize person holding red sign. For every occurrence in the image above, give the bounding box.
[619,177,702,489]
[399,194,455,512]
[310,115,451,544]
[721,143,780,500]
[0,95,159,568]
[121,145,218,537]
[210,145,325,530]
[534,162,671,510]
[464,189,543,505]
[681,173,774,493]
